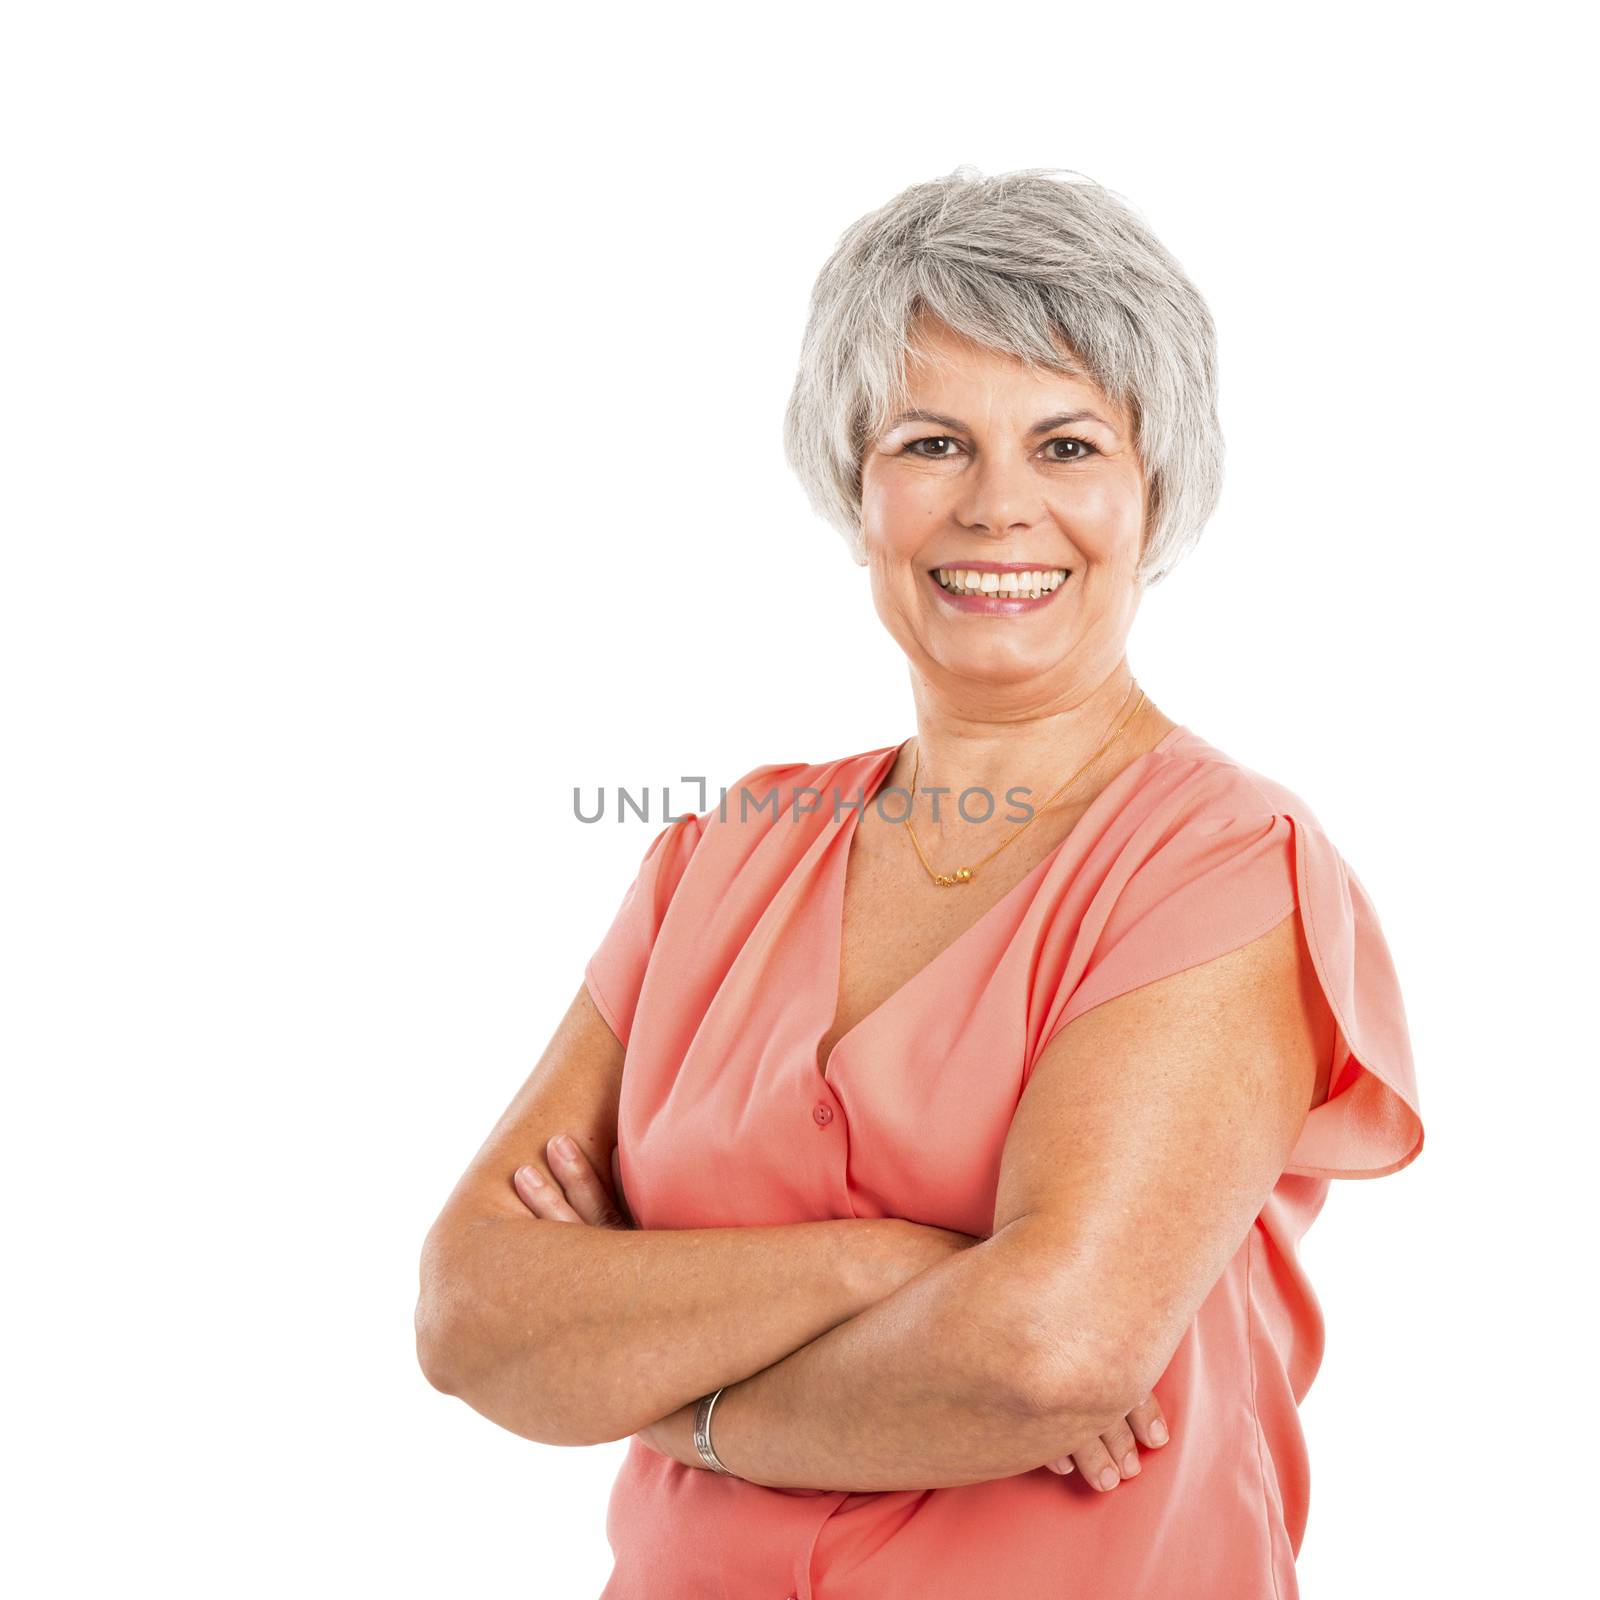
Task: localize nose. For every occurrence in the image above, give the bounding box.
[951,449,1043,538]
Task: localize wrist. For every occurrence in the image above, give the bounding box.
[699,1378,753,1483]
[637,1399,707,1469]
[691,1386,737,1475]
[672,1397,707,1468]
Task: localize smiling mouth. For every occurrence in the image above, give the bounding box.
[930,565,1070,598]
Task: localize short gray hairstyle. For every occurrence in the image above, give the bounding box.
[782,165,1223,587]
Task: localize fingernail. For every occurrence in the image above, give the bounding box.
[554,1135,578,1159]
[1149,1419,1168,1445]
[1121,1452,1140,1477]
[517,1164,544,1187]
[1098,1467,1119,1491]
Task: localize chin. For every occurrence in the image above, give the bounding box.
[933,648,1068,685]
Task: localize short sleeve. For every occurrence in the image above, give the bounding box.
[1040,809,1302,1047]
[583,812,705,1049]
[1032,803,1424,1182]
[1279,814,1424,1180]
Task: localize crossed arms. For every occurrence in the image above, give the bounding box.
[415,909,1331,1493]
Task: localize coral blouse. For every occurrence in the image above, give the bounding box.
[582,725,1424,1600]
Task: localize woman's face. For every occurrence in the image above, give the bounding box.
[859,313,1148,702]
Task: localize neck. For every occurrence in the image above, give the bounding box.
[897,669,1172,844]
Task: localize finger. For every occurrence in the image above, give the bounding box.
[512,1162,584,1223]
[545,1134,626,1227]
[1100,1417,1140,1479]
[1072,1435,1122,1493]
[1125,1393,1169,1449]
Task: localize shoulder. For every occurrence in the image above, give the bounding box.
[1029,728,1332,1051]
[1073,728,1352,943]
[697,742,899,835]
[1135,727,1330,837]
[728,740,897,794]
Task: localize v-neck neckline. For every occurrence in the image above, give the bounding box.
[815,723,1190,1081]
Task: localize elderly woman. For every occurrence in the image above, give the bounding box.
[415,166,1425,1599]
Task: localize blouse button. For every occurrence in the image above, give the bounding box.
[812,1101,834,1126]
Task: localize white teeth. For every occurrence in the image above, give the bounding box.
[934,567,1068,598]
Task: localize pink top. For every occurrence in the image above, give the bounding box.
[583,725,1424,1600]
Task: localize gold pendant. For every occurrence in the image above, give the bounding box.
[933,867,974,886]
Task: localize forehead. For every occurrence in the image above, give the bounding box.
[898,312,1124,428]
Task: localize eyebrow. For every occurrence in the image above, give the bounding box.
[885,407,1116,437]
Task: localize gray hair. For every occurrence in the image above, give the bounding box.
[781,165,1223,588]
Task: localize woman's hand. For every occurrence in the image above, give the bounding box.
[1042,1393,1170,1489]
[511,1134,634,1228]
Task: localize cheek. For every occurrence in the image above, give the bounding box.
[1053,477,1145,563]
[861,473,941,562]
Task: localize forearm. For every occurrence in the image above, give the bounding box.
[699,1218,1130,1491]
[418,1211,964,1446]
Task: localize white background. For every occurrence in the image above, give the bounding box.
[4,3,1592,1595]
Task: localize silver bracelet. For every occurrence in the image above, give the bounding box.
[692,1385,734,1475]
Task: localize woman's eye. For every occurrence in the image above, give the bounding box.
[1045,436,1097,462]
[903,435,1098,462]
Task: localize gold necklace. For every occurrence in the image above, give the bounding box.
[901,686,1149,887]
